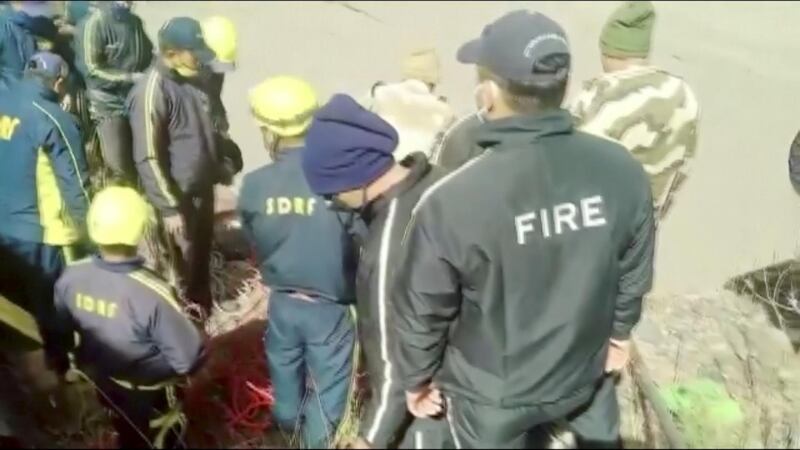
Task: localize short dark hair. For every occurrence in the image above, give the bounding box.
[478,56,568,114]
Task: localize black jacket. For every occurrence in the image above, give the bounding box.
[356,153,446,447]
[394,110,655,407]
[127,60,219,215]
[76,8,153,102]
[431,112,484,171]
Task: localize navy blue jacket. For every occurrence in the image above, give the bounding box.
[238,148,357,303]
[0,10,39,89]
[54,256,204,385]
[127,59,220,215]
[0,79,90,245]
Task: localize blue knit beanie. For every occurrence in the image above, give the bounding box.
[302,94,399,196]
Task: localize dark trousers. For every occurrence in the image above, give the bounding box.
[445,376,620,449]
[163,189,215,310]
[266,292,356,448]
[96,115,135,185]
[0,235,67,359]
[94,377,185,449]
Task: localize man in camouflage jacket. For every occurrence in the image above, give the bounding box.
[570,0,699,220]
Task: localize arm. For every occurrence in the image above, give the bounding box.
[83,13,135,84]
[614,184,656,340]
[34,103,90,231]
[129,73,182,216]
[149,297,205,377]
[394,204,462,392]
[658,85,700,218]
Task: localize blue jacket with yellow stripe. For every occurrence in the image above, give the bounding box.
[54,256,205,385]
[0,78,91,245]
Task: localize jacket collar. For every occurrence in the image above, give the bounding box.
[92,255,146,274]
[363,152,431,222]
[476,109,574,151]
[18,78,59,103]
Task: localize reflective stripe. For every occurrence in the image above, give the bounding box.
[128,271,183,312]
[83,12,129,82]
[430,112,480,165]
[402,150,489,246]
[415,431,424,449]
[366,199,398,443]
[446,398,462,450]
[110,376,174,391]
[32,101,91,204]
[143,71,178,207]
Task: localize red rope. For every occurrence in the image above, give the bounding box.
[183,322,274,446]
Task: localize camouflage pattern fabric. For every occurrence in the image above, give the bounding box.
[570,66,699,217]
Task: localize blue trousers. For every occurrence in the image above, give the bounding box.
[265,292,356,449]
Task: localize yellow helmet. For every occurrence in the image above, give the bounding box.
[202,16,237,72]
[88,187,151,247]
[249,76,318,137]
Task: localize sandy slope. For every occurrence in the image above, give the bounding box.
[135,1,800,295]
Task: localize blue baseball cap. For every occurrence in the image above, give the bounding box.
[26,51,69,78]
[158,17,216,64]
[457,10,571,88]
[17,0,58,18]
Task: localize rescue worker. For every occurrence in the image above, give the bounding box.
[570,1,699,220]
[75,0,153,185]
[429,112,482,171]
[302,94,451,449]
[393,11,656,449]
[238,77,357,449]
[200,15,242,185]
[0,1,59,89]
[128,17,220,312]
[0,51,90,365]
[367,48,455,161]
[53,186,204,449]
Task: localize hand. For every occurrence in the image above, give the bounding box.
[164,214,186,239]
[605,338,632,374]
[60,93,73,112]
[406,384,444,418]
[349,437,372,449]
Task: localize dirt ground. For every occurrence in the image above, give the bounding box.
[134,1,800,296]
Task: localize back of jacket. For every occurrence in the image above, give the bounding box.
[238,149,356,303]
[54,257,204,385]
[0,79,90,245]
[0,11,38,89]
[76,8,153,101]
[395,110,655,407]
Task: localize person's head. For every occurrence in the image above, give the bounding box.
[457,10,571,121]
[87,186,151,260]
[249,76,318,159]
[158,17,216,78]
[599,1,655,73]
[402,47,440,91]
[106,1,133,20]
[11,0,57,18]
[302,94,402,211]
[202,16,238,73]
[24,52,69,98]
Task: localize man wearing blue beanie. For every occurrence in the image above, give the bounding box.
[302,94,452,449]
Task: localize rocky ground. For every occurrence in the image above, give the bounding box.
[622,291,800,448]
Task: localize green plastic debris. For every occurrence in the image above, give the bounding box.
[661,378,744,448]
